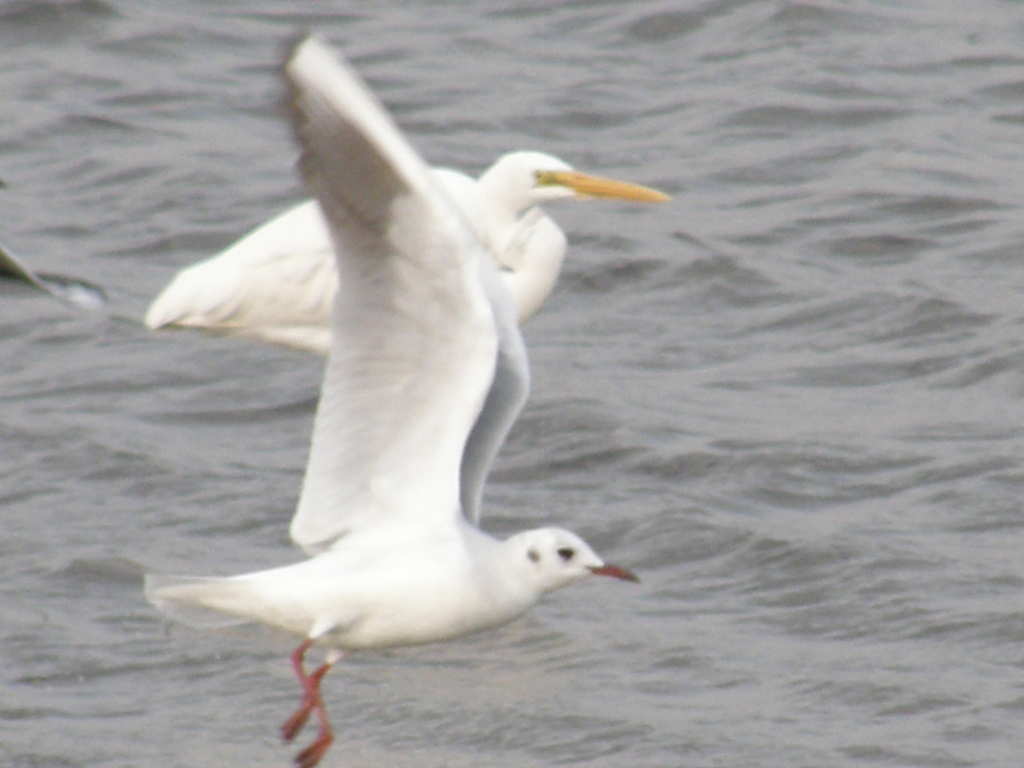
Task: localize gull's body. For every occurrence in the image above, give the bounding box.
[150,519,567,651]
[145,37,637,768]
[144,156,666,355]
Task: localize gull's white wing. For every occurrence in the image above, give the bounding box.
[144,200,336,355]
[285,37,501,554]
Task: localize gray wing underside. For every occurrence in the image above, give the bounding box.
[459,254,530,526]
[434,169,532,525]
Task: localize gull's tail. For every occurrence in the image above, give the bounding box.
[144,573,254,630]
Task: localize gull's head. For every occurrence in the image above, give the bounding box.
[507,527,639,595]
[480,151,670,214]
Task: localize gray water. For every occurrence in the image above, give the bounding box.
[3,1,1024,766]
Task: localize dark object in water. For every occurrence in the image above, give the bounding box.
[0,240,106,310]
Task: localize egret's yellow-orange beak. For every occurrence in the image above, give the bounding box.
[534,170,670,202]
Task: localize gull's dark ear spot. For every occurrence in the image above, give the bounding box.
[556,547,575,562]
[528,548,540,563]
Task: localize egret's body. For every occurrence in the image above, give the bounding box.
[144,155,666,355]
[145,37,637,768]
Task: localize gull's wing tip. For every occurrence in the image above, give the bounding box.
[280,31,321,107]
[282,32,353,88]
[280,33,361,144]
[281,29,317,67]
[279,32,338,137]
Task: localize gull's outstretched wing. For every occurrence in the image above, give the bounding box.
[284,37,504,554]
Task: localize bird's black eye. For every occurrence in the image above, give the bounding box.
[556,547,575,562]
[528,548,541,563]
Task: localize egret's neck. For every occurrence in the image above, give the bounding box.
[475,161,571,323]
[478,165,536,218]
[492,208,566,323]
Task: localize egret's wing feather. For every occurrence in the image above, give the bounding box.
[145,201,336,354]
[284,37,498,554]
[430,169,480,226]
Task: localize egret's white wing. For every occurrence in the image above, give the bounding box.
[144,201,336,355]
[285,37,500,554]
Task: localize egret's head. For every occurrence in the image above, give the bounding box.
[479,152,576,209]
[479,151,669,215]
[506,527,639,595]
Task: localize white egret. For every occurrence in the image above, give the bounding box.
[145,36,638,768]
[144,157,667,355]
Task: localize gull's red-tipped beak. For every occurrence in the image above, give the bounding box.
[589,564,640,582]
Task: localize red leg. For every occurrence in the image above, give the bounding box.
[281,639,315,741]
[281,639,338,768]
[294,705,333,768]
[281,661,331,742]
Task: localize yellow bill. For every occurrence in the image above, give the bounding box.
[534,169,670,202]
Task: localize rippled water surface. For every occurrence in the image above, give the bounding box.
[4,2,1024,767]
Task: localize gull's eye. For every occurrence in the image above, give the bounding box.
[556,547,575,562]
[528,548,541,563]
